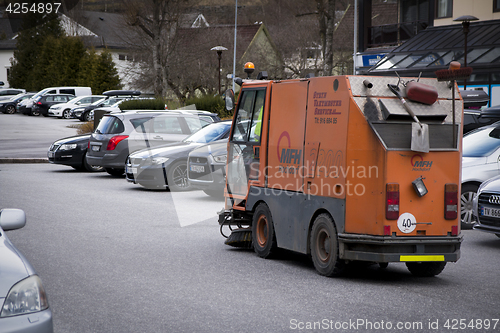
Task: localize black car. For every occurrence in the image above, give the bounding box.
[76,90,141,121]
[125,121,231,190]
[0,93,35,114]
[48,134,103,172]
[32,94,75,116]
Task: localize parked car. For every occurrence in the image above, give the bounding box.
[461,122,500,229]
[74,90,141,122]
[0,88,25,97]
[126,121,231,190]
[48,95,105,119]
[0,93,35,114]
[31,94,75,117]
[48,134,103,172]
[86,111,212,176]
[473,175,500,238]
[0,208,54,332]
[187,139,228,197]
[18,86,91,115]
[463,105,500,134]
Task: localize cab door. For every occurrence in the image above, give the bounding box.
[227,88,266,199]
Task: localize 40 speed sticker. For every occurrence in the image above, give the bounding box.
[397,212,416,233]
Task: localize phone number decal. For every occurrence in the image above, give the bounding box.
[6,2,62,14]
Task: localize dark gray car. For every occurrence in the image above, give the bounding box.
[86,111,213,176]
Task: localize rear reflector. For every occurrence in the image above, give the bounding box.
[386,183,399,220]
[384,225,391,236]
[107,135,129,150]
[445,183,458,220]
[451,225,459,236]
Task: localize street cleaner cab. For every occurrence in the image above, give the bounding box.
[219,72,463,277]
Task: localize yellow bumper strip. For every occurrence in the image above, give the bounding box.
[400,255,445,262]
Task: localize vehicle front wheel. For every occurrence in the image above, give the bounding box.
[310,213,345,277]
[104,167,125,177]
[167,161,191,191]
[461,183,479,229]
[83,111,93,122]
[62,109,71,119]
[252,203,277,258]
[406,262,446,277]
[5,105,15,114]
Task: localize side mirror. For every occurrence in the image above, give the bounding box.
[224,89,235,112]
[0,208,26,231]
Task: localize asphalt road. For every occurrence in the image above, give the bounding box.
[1,113,500,333]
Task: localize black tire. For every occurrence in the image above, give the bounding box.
[310,213,345,277]
[167,161,191,191]
[495,234,500,239]
[83,153,103,172]
[83,111,92,122]
[5,105,16,114]
[252,203,277,258]
[461,183,479,229]
[406,262,446,277]
[30,108,40,116]
[379,262,389,269]
[104,167,125,177]
[62,109,71,119]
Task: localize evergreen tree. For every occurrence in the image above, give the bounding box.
[8,3,64,90]
[78,49,121,94]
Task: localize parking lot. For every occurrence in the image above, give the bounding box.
[1,113,500,333]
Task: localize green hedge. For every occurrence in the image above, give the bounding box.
[185,94,232,119]
[119,98,166,110]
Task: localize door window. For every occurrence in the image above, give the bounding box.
[231,89,266,143]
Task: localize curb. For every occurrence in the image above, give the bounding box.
[0,158,49,164]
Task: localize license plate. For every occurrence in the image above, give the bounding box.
[91,145,100,152]
[481,206,500,218]
[190,165,205,173]
[48,151,54,158]
[126,166,137,174]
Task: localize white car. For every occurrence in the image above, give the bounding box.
[0,209,53,332]
[461,122,500,229]
[48,95,105,119]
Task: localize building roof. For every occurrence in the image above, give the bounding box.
[368,19,500,75]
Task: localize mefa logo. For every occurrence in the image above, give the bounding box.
[411,154,433,170]
[277,131,302,165]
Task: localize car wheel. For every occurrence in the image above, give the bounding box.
[62,109,71,119]
[460,184,479,229]
[5,105,15,114]
[252,203,277,258]
[167,161,192,191]
[310,213,345,277]
[405,262,446,277]
[83,153,103,172]
[30,109,40,116]
[83,111,92,122]
[104,167,125,177]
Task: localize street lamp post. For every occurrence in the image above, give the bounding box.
[453,15,479,90]
[211,46,228,95]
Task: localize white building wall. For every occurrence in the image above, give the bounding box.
[0,50,13,88]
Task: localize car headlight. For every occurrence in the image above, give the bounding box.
[1,275,49,317]
[213,154,227,164]
[152,157,169,165]
[59,144,77,150]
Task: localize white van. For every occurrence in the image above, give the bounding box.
[19,86,92,114]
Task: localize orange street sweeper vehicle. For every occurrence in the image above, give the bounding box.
[219,73,463,277]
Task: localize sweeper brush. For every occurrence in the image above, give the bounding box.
[224,228,253,248]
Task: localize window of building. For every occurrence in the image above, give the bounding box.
[494,0,500,12]
[436,0,452,18]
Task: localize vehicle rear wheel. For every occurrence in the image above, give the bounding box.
[167,161,191,191]
[461,184,479,229]
[405,262,446,277]
[83,153,103,172]
[5,105,15,114]
[62,109,71,119]
[104,167,125,177]
[252,203,276,258]
[30,109,40,116]
[83,111,92,122]
[310,213,345,277]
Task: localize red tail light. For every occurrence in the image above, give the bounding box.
[37,101,42,105]
[386,183,399,220]
[445,183,458,220]
[106,135,128,150]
